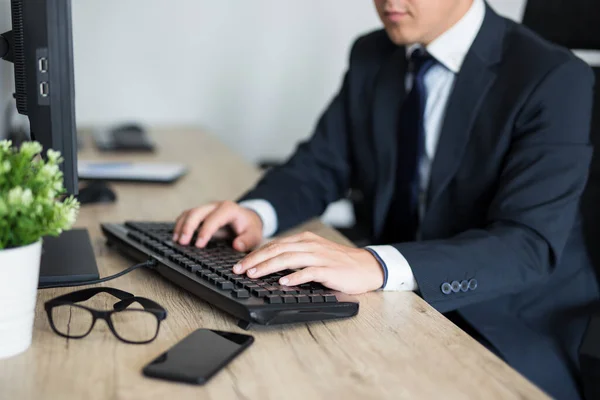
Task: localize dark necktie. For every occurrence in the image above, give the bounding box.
[383,49,436,243]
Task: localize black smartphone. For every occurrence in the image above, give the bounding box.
[142,329,254,385]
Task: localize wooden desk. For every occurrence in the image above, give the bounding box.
[0,129,549,400]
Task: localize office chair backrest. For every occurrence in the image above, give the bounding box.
[522,0,600,50]
[580,67,600,269]
[566,67,600,400]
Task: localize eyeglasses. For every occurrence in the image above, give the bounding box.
[44,287,167,344]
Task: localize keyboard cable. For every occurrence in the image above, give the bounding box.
[38,259,158,289]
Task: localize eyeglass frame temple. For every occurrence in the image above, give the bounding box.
[113,297,167,320]
[44,287,135,311]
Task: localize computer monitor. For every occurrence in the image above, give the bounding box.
[1,0,78,195]
[1,0,99,286]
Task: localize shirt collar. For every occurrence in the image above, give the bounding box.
[406,0,486,73]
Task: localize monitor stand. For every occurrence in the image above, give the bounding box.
[38,229,99,288]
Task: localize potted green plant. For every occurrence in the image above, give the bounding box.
[0,140,79,359]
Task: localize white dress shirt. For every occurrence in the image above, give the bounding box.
[240,0,486,292]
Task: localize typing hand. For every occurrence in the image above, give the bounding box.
[172,201,263,252]
[233,232,384,295]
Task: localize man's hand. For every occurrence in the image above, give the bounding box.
[172,201,263,252]
[233,232,384,295]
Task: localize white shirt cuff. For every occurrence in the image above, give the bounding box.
[366,245,418,292]
[239,199,278,238]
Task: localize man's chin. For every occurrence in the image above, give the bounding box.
[384,27,418,46]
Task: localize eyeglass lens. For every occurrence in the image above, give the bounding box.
[51,305,94,338]
[110,309,159,342]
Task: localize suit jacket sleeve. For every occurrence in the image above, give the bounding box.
[237,42,362,233]
[394,58,595,313]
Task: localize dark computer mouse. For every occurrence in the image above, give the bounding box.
[77,181,117,205]
[111,123,145,135]
[102,123,155,152]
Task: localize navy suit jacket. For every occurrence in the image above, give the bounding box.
[240,5,599,398]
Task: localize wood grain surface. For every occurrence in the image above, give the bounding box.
[0,128,549,400]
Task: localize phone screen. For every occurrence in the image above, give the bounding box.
[143,329,254,384]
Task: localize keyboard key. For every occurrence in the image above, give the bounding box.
[127,232,143,242]
[311,289,325,294]
[281,295,296,304]
[281,288,298,295]
[266,288,283,295]
[298,290,311,295]
[252,288,269,297]
[266,295,282,304]
[308,294,324,303]
[197,270,211,280]
[185,263,202,272]
[296,295,310,303]
[219,281,234,290]
[155,245,169,253]
[233,289,250,299]
[125,221,142,231]
[323,294,337,303]
[189,256,205,264]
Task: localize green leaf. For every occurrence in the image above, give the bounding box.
[0,141,80,250]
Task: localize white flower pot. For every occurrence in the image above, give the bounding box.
[0,240,42,359]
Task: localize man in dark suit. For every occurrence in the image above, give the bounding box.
[173,0,599,397]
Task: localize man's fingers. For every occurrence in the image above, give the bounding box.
[235,242,319,274]
[244,251,318,279]
[231,231,321,263]
[172,210,190,241]
[279,267,327,286]
[233,230,262,253]
[275,231,320,244]
[196,202,239,247]
[178,205,217,245]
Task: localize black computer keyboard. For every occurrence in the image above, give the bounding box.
[101,222,359,328]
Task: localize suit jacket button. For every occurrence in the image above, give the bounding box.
[460,280,469,292]
[468,279,478,291]
[451,281,461,293]
[441,282,452,295]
